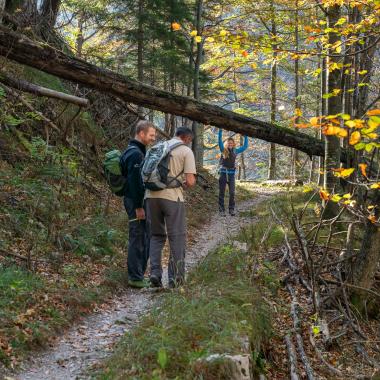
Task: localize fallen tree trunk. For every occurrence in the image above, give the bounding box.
[0,70,89,106]
[0,26,341,159]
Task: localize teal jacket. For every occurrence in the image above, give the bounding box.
[218,130,249,175]
[218,129,248,154]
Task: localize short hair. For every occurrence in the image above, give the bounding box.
[135,120,155,135]
[175,127,194,138]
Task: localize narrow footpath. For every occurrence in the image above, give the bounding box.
[11,188,276,380]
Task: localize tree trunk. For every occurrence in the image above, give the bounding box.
[323,5,342,216]
[0,26,348,160]
[0,0,5,23]
[352,192,380,305]
[75,13,84,58]
[191,0,204,166]
[136,0,144,119]
[318,57,327,186]
[268,1,277,180]
[292,0,301,181]
[40,0,61,27]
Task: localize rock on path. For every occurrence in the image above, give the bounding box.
[11,190,274,380]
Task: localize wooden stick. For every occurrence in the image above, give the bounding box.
[0,83,60,132]
[0,70,89,107]
[285,334,299,380]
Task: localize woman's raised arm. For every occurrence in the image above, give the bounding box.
[236,136,249,154]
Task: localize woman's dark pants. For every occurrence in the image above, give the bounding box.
[218,172,236,213]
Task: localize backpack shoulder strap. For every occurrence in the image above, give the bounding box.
[167,141,184,152]
[120,145,142,175]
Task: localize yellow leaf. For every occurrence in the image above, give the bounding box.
[190,30,198,37]
[206,37,215,43]
[303,185,314,193]
[319,189,330,201]
[195,36,202,43]
[331,194,342,202]
[345,120,356,128]
[368,119,379,129]
[220,30,227,37]
[349,131,361,145]
[310,117,320,126]
[324,125,347,137]
[295,108,302,117]
[171,22,181,31]
[368,215,377,224]
[333,168,355,178]
[358,70,368,75]
[367,109,380,116]
[370,183,380,189]
[342,193,352,199]
[359,163,368,178]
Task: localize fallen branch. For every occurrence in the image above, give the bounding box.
[309,327,343,377]
[284,334,299,380]
[288,284,315,380]
[0,83,60,132]
[324,278,380,299]
[0,70,89,107]
[0,248,28,261]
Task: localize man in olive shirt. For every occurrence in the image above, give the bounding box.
[146,127,196,288]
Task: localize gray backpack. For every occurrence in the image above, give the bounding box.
[142,140,184,191]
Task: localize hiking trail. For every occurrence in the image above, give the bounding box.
[11,188,277,380]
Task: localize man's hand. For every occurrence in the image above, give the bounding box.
[135,208,145,220]
[183,173,196,189]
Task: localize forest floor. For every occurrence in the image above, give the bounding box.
[5,186,278,379]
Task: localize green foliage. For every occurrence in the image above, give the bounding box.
[98,243,271,379]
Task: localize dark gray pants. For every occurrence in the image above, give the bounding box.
[124,197,150,281]
[146,198,186,284]
[219,172,236,212]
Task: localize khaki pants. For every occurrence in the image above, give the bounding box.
[146,198,186,284]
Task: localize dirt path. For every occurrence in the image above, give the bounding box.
[11,189,275,380]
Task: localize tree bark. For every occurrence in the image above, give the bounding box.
[40,0,61,27]
[323,5,342,195]
[268,0,276,180]
[0,70,89,106]
[0,0,5,23]
[292,0,301,181]
[191,0,204,166]
[0,26,347,159]
[318,57,327,186]
[352,193,380,304]
[136,0,144,119]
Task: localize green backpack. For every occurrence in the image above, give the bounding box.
[103,149,127,196]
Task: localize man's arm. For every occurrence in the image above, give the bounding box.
[127,151,145,212]
[184,173,196,188]
[183,148,197,189]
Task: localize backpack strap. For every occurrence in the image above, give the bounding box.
[165,141,185,188]
[120,145,142,177]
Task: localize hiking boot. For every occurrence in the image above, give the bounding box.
[219,210,226,217]
[128,279,150,289]
[229,210,236,216]
[150,275,163,288]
